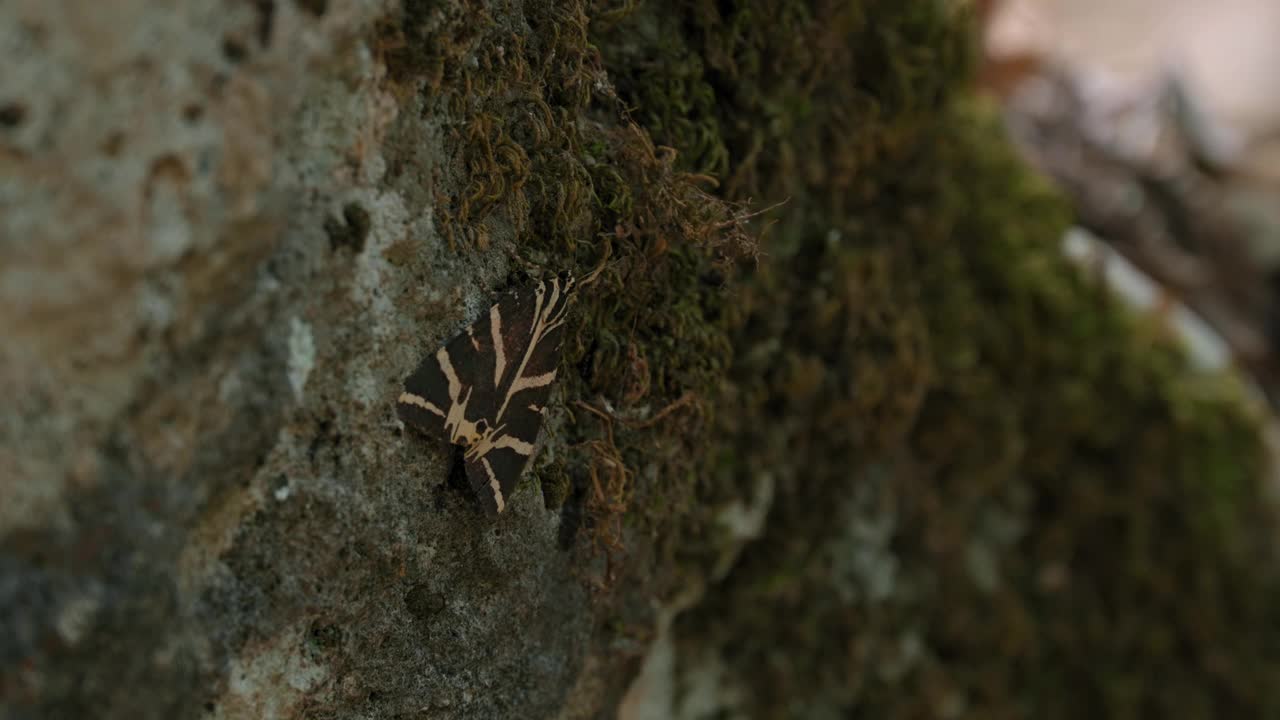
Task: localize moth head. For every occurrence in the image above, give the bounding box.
[536,273,577,300]
[558,271,576,296]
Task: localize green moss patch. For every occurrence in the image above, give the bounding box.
[374,0,760,604]
[599,0,1280,717]
[377,0,1280,714]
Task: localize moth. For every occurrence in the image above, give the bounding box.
[397,274,576,514]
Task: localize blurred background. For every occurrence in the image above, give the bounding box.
[979,0,1280,406]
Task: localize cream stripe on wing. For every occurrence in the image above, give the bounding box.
[481,458,506,513]
[398,392,446,417]
[492,278,573,423]
[492,435,535,455]
[495,297,546,422]
[443,386,473,444]
[543,280,561,329]
[490,304,505,388]
[508,369,557,395]
[529,284,545,340]
[437,347,462,401]
[542,316,568,336]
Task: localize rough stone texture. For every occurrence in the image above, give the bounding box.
[3,1,1278,719]
[1,1,588,718]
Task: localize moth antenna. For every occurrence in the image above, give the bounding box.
[715,196,791,229]
[580,237,612,287]
[514,256,541,278]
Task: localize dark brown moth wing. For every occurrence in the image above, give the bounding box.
[462,311,571,514]
[398,275,575,514]
[397,291,511,443]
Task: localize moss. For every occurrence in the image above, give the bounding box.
[375,0,758,608]
[379,0,492,89]
[597,1,1280,718]
[595,10,729,176]
[377,0,1280,715]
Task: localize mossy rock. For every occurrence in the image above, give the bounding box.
[588,2,1280,718]
[382,0,1280,714]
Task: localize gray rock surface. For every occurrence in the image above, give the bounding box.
[1,1,596,717]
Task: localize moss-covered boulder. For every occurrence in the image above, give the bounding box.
[1,1,1276,718]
